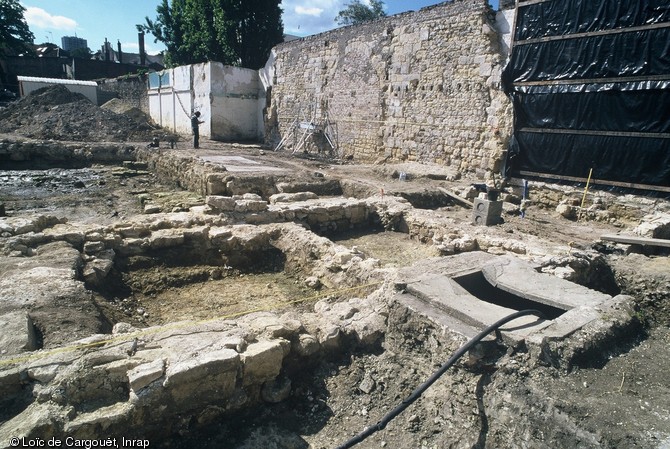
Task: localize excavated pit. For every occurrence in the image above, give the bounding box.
[86,210,449,331]
[3,86,669,446]
[98,228,442,328]
[2,145,670,448]
[333,229,441,268]
[91,243,317,327]
[396,190,455,210]
[453,270,567,320]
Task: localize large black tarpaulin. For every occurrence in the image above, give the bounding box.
[509,132,670,186]
[504,0,670,189]
[515,0,670,41]
[507,27,670,83]
[513,89,670,133]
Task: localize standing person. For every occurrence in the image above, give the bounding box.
[191,111,204,148]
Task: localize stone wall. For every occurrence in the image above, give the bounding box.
[0,219,388,440]
[268,0,512,177]
[98,74,150,113]
[0,138,136,168]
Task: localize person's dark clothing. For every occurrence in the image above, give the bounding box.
[191,113,201,148]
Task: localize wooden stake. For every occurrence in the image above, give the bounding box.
[578,168,593,221]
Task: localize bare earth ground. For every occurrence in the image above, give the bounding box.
[2,157,669,448]
[1,87,669,447]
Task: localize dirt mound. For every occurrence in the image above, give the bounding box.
[101,98,153,124]
[0,85,158,142]
[100,97,132,114]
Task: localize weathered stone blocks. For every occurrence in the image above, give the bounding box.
[269,192,319,204]
[164,348,239,402]
[128,359,165,393]
[0,311,39,354]
[240,340,287,386]
[206,195,237,211]
[206,194,268,213]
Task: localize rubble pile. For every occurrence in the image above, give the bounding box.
[0,85,157,142]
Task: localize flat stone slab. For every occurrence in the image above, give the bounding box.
[394,292,482,340]
[405,274,541,330]
[406,275,545,336]
[199,155,285,173]
[481,255,610,310]
[397,252,498,282]
[601,234,670,248]
[397,252,616,343]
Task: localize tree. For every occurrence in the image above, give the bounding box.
[138,0,283,70]
[137,0,186,67]
[335,0,386,26]
[70,47,93,59]
[0,0,35,56]
[235,0,284,70]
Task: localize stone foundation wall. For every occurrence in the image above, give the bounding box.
[0,138,136,167]
[268,0,511,177]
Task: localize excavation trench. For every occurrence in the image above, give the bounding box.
[94,227,442,328]
[92,243,312,327]
[1,151,667,449]
[2,85,668,447]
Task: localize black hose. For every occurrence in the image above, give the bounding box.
[334,309,545,449]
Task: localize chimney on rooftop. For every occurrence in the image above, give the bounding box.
[104,38,110,61]
[117,40,123,63]
[138,32,146,66]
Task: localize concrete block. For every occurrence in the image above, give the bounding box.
[472,198,503,226]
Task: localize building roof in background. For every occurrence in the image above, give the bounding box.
[17,76,98,86]
[92,46,164,69]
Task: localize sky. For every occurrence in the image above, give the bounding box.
[21,0,500,56]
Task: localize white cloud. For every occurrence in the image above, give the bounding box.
[120,41,162,56]
[24,6,77,31]
[283,0,344,36]
[121,42,139,52]
[295,6,324,17]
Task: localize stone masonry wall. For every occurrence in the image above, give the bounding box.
[98,74,150,113]
[268,0,512,177]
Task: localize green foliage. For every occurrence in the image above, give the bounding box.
[235,0,284,70]
[0,0,35,56]
[138,0,283,70]
[335,0,386,26]
[136,0,185,68]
